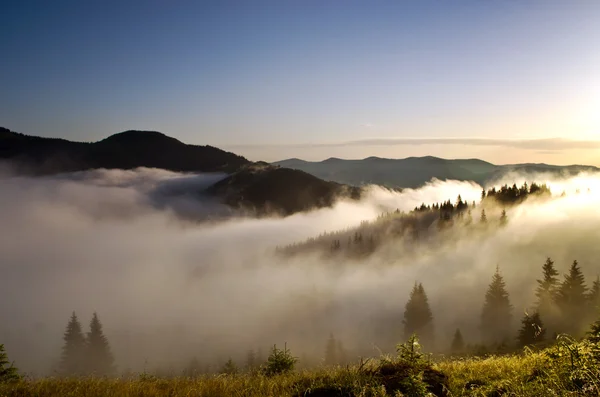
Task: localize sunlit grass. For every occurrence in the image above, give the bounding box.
[3,339,600,397]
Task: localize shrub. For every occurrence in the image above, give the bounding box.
[262,344,297,376]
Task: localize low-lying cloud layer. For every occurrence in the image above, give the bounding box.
[2,167,600,376]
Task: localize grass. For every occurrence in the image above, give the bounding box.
[3,338,600,396]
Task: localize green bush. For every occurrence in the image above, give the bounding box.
[262,344,297,376]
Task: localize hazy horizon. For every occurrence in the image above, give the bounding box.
[2,1,599,167]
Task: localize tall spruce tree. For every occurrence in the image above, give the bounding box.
[450,329,465,354]
[480,209,487,224]
[556,261,588,335]
[481,267,513,345]
[403,283,434,348]
[534,258,560,333]
[336,340,347,365]
[86,312,115,376]
[587,276,600,322]
[324,333,337,365]
[0,344,19,382]
[59,312,86,376]
[517,312,546,348]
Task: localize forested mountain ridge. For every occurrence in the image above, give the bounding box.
[274,156,599,188]
[277,181,553,260]
[0,127,363,216]
[0,127,250,174]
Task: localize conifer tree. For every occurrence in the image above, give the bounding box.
[221,358,238,375]
[246,350,257,371]
[59,312,86,376]
[481,267,513,345]
[185,357,201,377]
[517,312,545,348]
[556,261,588,335]
[324,333,337,365]
[86,312,115,376]
[480,209,487,224]
[534,258,560,332]
[403,283,434,348]
[336,340,347,365]
[585,276,600,327]
[499,209,507,226]
[450,329,465,354]
[0,344,19,382]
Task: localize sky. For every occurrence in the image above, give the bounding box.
[1,0,599,165]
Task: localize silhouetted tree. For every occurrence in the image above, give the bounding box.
[556,261,588,335]
[403,283,434,348]
[245,350,257,371]
[185,357,201,377]
[500,209,507,226]
[221,358,238,375]
[534,258,560,333]
[336,340,347,365]
[517,312,545,348]
[480,209,487,224]
[86,312,115,376]
[59,312,86,376]
[0,344,19,382]
[481,267,513,344]
[450,329,465,354]
[324,333,337,365]
[586,276,600,326]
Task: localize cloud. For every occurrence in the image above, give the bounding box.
[2,167,600,377]
[227,137,600,152]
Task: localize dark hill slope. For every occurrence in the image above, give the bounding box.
[0,127,249,174]
[208,164,362,216]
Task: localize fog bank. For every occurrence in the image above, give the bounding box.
[2,168,600,375]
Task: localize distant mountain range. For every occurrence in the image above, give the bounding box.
[274,156,599,188]
[0,127,361,216]
[3,126,597,216]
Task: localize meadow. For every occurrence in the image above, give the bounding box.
[2,334,600,397]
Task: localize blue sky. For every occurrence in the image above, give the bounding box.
[1,1,599,164]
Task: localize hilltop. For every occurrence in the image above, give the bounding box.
[274,156,598,188]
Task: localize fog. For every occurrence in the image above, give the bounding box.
[2,167,600,376]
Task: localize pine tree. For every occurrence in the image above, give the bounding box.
[0,344,19,382]
[86,312,115,376]
[336,340,347,365]
[517,312,546,348]
[499,209,507,226]
[246,350,257,371]
[556,261,588,335]
[534,258,560,333]
[324,333,337,365]
[450,329,465,354]
[587,276,600,324]
[403,283,434,348]
[480,209,487,224]
[221,358,238,375]
[481,267,513,345]
[59,312,86,376]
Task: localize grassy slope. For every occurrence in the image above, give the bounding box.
[3,343,600,397]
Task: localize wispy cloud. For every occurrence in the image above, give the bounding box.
[227,138,600,151]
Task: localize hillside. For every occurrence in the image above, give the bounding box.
[208,163,362,216]
[274,156,599,188]
[0,127,250,174]
[0,127,363,216]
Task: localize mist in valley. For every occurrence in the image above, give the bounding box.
[2,166,600,376]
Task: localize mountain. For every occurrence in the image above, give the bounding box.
[0,127,362,216]
[274,156,599,188]
[208,163,362,216]
[0,127,250,174]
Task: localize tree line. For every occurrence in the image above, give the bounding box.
[402,258,600,355]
